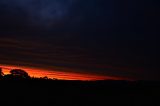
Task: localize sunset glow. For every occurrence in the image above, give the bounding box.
[0,64,124,81]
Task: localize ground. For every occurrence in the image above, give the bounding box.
[0,80,160,105]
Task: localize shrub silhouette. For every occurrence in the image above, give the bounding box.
[0,68,4,78]
[0,68,56,81]
[9,69,31,79]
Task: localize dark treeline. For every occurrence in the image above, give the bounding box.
[0,67,55,81]
[0,67,160,105]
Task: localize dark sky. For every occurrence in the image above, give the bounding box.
[0,0,159,80]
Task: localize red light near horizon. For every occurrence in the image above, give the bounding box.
[0,64,127,81]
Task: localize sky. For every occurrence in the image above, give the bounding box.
[0,0,159,80]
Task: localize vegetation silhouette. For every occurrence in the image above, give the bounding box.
[0,68,4,78]
[0,68,159,105]
[0,67,54,81]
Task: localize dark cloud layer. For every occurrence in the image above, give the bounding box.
[0,0,159,80]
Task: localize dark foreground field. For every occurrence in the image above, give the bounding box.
[0,80,160,106]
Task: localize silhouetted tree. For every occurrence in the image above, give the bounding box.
[0,68,56,81]
[0,68,4,79]
[10,69,30,79]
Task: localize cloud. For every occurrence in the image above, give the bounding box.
[0,0,116,32]
[0,0,159,80]
[0,37,159,80]
[0,0,77,28]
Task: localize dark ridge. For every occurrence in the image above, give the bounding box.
[0,67,160,105]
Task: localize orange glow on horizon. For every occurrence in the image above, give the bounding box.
[0,64,126,81]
